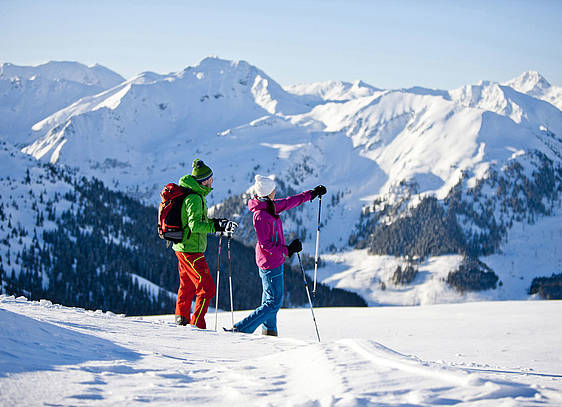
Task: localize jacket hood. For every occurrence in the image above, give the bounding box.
[178,174,212,197]
[248,196,268,212]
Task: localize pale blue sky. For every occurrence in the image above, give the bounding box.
[2,0,561,89]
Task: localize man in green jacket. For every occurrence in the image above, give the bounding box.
[174,159,233,329]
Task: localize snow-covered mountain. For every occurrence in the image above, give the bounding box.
[20,57,320,196]
[504,70,562,111]
[285,79,383,101]
[0,61,124,145]
[0,61,124,88]
[20,59,562,206]
[3,61,562,406]
[0,138,178,314]
[0,135,363,312]
[2,57,562,306]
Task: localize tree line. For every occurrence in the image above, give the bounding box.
[1,172,366,314]
[350,151,562,297]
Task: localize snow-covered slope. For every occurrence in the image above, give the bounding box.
[6,57,562,306]
[21,57,317,196]
[1,295,561,406]
[1,134,363,313]
[504,70,562,111]
[0,138,177,312]
[19,58,562,206]
[285,79,383,101]
[297,87,561,199]
[0,138,74,246]
[449,80,562,135]
[0,61,124,144]
[0,61,125,88]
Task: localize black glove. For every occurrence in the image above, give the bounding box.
[225,220,238,234]
[310,185,327,201]
[213,218,228,232]
[287,239,302,257]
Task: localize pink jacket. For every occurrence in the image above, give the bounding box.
[248,190,312,270]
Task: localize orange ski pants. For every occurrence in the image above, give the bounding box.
[175,251,216,329]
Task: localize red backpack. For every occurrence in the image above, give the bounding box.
[157,183,196,245]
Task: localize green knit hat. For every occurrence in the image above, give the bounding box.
[192,159,213,182]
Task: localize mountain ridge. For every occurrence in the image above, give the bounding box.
[1,57,562,307]
[0,61,125,145]
[0,61,125,87]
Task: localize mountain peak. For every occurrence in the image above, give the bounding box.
[284,79,381,101]
[351,79,382,92]
[179,56,268,86]
[504,70,551,94]
[0,60,124,88]
[193,56,254,74]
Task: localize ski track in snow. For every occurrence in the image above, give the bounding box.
[1,295,561,406]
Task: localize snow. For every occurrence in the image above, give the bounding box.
[284,79,383,102]
[0,140,76,280]
[314,251,467,306]
[10,58,562,259]
[19,58,561,216]
[129,273,176,300]
[0,61,125,88]
[2,58,562,309]
[504,71,562,111]
[0,62,124,144]
[1,295,560,406]
[312,192,562,306]
[483,214,562,300]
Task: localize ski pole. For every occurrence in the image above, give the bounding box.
[214,233,222,331]
[313,195,322,297]
[297,252,321,342]
[227,233,234,327]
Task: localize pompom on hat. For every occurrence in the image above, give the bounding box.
[254,174,276,197]
[192,159,213,182]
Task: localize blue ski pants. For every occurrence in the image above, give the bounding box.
[235,264,284,334]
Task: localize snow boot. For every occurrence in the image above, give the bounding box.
[175,315,189,326]
[262,329,278,337]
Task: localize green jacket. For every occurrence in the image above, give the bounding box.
[172,174,216,253]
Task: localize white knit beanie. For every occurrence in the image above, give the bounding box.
[254,174,276,197]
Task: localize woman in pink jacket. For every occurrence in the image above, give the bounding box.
[226,175,326,336]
